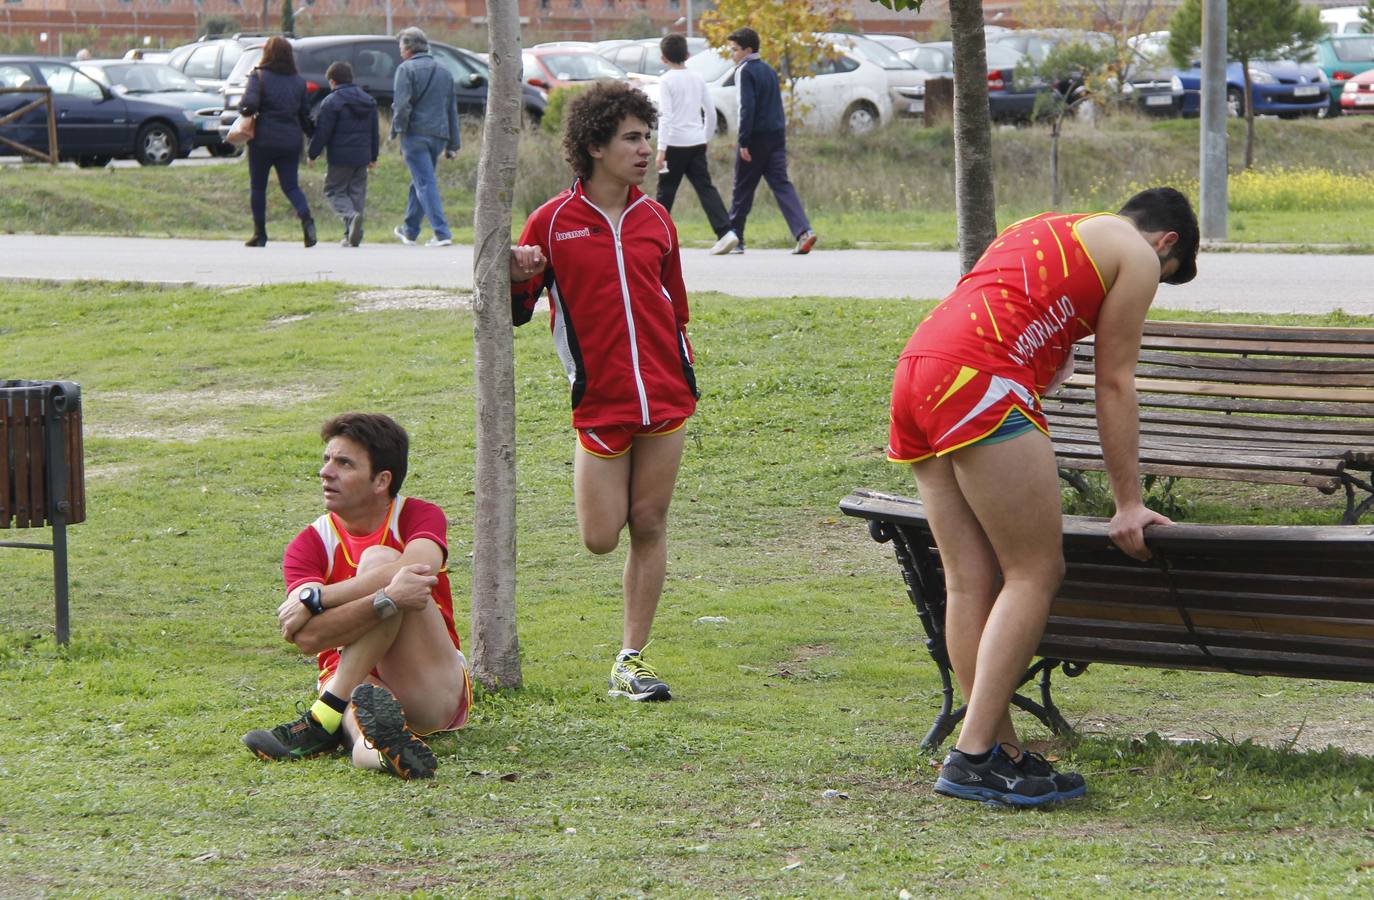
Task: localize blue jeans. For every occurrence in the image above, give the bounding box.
[400,133,451,241]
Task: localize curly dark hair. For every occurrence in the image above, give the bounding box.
[561,81,658,181]
[258,36,297,76]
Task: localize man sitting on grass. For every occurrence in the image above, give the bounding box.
[242,413,471,780]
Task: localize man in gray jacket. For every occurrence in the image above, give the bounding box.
[391,27,459,247]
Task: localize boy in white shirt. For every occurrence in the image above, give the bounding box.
[654,34,739,255]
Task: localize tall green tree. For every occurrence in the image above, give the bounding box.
[280,0,294,36]
[1362,0,1374,34]
[867,0,996,272]
[1169,0,1324,168]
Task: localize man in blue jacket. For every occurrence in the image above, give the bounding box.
[391,27,460,248]
[721,27,817,257]
[308,62,380,247]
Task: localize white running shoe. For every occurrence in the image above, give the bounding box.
[426,237,454,247]
[709,230,740,255]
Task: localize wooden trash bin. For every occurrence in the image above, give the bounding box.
[1,380,85,644]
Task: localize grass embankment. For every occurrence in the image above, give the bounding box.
[3,281,1374,895]
[4,115,1374,248]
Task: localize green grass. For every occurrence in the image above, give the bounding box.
[4,281,1374,895]
[6,114,1374,249]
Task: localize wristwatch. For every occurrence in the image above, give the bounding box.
[298,585,325,616]
[373,590,399,620]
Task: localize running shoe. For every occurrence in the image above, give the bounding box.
[1016,749,1087,800]
[792,229,818,255]
[426,236,454,247]
[608,650,671,702]
[933,745,1059,807]
[393,225,417,246]
[350,683,438,780]
[348,214,364,247]
[727,242,745,255]
[709,230,740,255]
[241,702,342,761]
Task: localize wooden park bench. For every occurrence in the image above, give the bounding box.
[1047,320,1374,524]
[839,488,1374,750]
[1,381,85,645]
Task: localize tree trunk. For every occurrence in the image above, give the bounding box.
[948,0,998,274]
[1242,64,1255,169]
[469,0,523,690]
[1050,111,1063,209]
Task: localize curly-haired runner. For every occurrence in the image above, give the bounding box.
[509,81,698,702]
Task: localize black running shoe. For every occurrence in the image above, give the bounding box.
[608,651,671,702]
[934,746,1059,807]
[350,683,438,780]
[242,702,342,761]
[1016,749,1087,800]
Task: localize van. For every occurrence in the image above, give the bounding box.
[1321,6,1368,36]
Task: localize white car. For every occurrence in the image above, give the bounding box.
[666,43,893,136]
[824,32,928,118]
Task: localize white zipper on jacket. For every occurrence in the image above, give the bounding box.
[580,192,652,425]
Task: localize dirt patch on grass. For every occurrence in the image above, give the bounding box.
[342,289,472,313]
[87,386,319,442]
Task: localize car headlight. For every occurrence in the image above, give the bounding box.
[181,109,199,123]
[1248,68,1277,84]
[1171,74,1184,93]
[1122,81,1135,95]
[1315,69,1329,83]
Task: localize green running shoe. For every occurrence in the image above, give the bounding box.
[350,683,438,780]
[242,702,342,761]
[608,650,671,702]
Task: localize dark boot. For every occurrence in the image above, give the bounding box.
[301,216,317,248]
[245,225,267,247]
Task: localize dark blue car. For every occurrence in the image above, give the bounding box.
[1178,59,1330,117]
[0,56,199,166]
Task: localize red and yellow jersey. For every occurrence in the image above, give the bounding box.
[902,212,1112,393]
[281,496,460,680]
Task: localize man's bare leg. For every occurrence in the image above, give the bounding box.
[621,429,685,650]
[942,431,1065,754]
[912,456,1018,750]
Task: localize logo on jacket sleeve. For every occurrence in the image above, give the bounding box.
[555,227,592,241]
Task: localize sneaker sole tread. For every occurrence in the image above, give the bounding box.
[934,777,1060,807]
[351,684,438,779]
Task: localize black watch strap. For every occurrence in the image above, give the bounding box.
[299,586,325,615]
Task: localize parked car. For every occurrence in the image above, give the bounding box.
[0,56,198,166]
[823,32,927,118]
[660,42,892,136]
[523,46,629,91]
[74,59,234,155]
[165,33,271,93]
[911,40,1052,122]
[1314,34,1374,115]
[1321,5,1369,35]
[595,37,707,77]
[218,35,548,140]
[1177,59,1330,117]
[866,33,922,55]
[1338,65,1374,112]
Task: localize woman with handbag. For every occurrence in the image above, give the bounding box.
[239,36,316,247]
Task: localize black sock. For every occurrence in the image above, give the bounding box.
[957,747,992,764]
[320,690,348,714]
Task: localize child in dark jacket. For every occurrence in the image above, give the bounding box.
[307,61,380,247]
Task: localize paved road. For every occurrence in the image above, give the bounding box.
[1,234,1371,315]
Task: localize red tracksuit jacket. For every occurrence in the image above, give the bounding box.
[512,180,699,429]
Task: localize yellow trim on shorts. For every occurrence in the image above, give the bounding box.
[577,439,630,460]
[932,403,1050,458]
[887,449,936,464]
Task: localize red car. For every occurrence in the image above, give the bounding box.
[1339,66,1374,113]
[523,46,629,91]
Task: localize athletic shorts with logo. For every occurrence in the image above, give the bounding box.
[578,417,686,458]
[887,355,1049,463]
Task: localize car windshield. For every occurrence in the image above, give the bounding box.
[226,47,264,85]
[95,63,201,93]
[539,53,625,81]
[1333,36,1374,62]
[686,50,733,82]
[985,44,1025,68]
[838,34,914,69]
[901,46,951,73]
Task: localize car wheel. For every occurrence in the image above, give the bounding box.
[1317,102,1338,119]
[843,101,879,134]
[208,142,242,158]
[135,122,178,166]
[715,110,728,136]
[1226,87,1244,118]
[75,155,112,169]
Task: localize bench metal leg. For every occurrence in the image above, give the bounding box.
[1342,472,1374,525]
[52,517,69,646]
